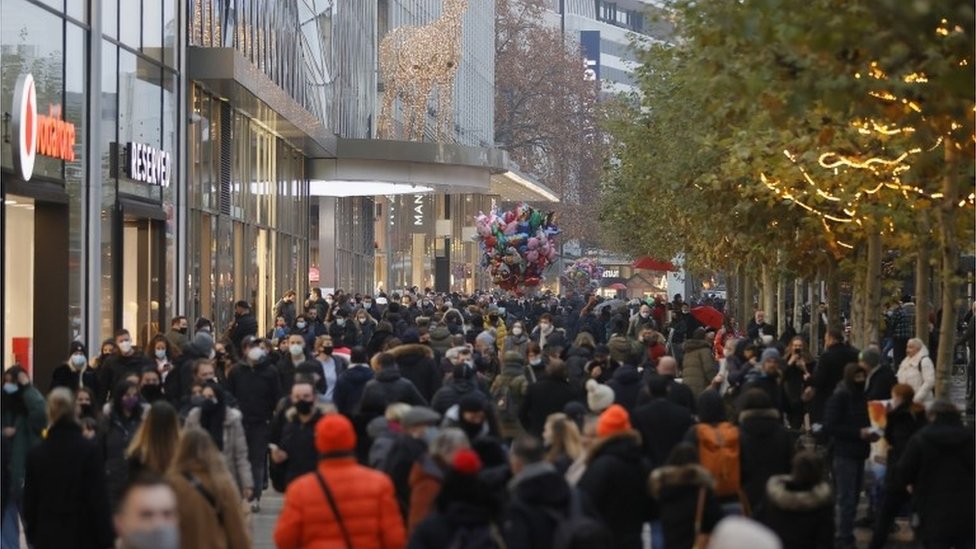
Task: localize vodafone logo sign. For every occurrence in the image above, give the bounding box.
[11,74,37,181]
[11,73,77,181]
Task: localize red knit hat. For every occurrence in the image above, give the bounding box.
[315,413,356,454]
[597,404,632,437]
[452,448,482,475]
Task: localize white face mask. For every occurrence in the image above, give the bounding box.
[70,354,87,367]
[512,327,523,336]
[289,344,304,356]
[247,347,266,362]
[118,340,133,354]
[155,349,167,359]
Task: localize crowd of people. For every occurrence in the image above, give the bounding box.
[2,286,974,549]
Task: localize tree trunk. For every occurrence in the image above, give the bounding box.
[735,261,747,333]
[810,276,821,355]
[826,255,842,336]
[915,212,931,340]
[742,266,755,331]
[761,263,775,322]
[850,243,867,349]
[934,139,961,398]
[776,270,786,339]
[793,278,803,337]
[865,230,883,346]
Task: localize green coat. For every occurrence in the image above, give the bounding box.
[3,385,47,499]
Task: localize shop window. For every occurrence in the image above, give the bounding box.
[3,196,35,367]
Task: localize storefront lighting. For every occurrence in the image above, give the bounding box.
[308,180,434,197]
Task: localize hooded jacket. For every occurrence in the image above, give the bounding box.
[759,476,833,549]
[518,374,582,438]
[578,431,653,549]
[607,364,643,413]
[359,368,428,419]
[490,361,530,439]
[333,364,375,416]
[504,462,573,549]
[895,345,936,404]
[649,464,723,549]
[681,338,717,397]
[428,326,453,356]
[738,407,793,511]
[631,396,694,467]
[898,417,975,541]
[391,344,442,403]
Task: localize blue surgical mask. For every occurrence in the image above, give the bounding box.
[154,349,167,359]
[3,383,18,394]
[71,354,87,367]
[296,321,307,329]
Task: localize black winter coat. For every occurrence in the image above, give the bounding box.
[99,352,152,400]
[882,402,926,487]
[23,421,114,549]
[897,417,976,542]
[100,409,142,503]
[810,342,858,421]
[577,431,653,549]
[759,476,833,549]
[431,379,486,415]
[49,364,99,396]
[226,359,282,425]
[649,464,723,549]
[738,408,793,512]
[504,465,572,549]
[392,344,443,403]
[564,346,593,390]
[359,368,428,418]
[607,364,643,413]
[333,365,375,416]
[229,312,258,352]
[864,364,897,401]
[271,408,325,486]
[408,501,500,549]
[631,397,694,467]
[823,382,870,460]
[518,375,582,437]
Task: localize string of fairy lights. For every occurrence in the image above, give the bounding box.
[756,16,975,248]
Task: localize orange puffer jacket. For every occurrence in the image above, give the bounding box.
[274,457,406,549]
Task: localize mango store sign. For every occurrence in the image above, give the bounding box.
[11,74,77,181]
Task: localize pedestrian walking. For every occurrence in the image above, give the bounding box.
[184,380,253,499]
[1,365,46,546]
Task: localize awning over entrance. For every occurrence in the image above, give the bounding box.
[308,138,559,202]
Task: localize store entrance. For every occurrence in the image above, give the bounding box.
[120,216,164,348]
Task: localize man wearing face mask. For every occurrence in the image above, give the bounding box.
[268,378,327,488]
[1,365,46,546]
[226,337,282,511]
[228,300,258,355]
[823,363,876,549]
[328,308,357,349]
[100,329,153,401]
[277,334,312,394]
[311,335,348,401]
[50,341,100,395]
[304,288,328,321]
[113,475,180,549]
[163,316,189,357]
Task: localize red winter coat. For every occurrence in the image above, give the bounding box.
[274,457,406,549]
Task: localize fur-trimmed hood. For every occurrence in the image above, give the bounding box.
[585,429,642,465]
[649,464,714,498]
[284,402,335,422]
[390,343,435,360]
[738,408,781,422]
[765,475,832,511]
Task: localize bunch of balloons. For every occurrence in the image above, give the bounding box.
[473,203,560,292]
[561,257,604,293]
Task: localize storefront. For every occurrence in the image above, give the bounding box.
[2,0,181,383]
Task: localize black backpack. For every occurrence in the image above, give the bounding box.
[447,522,505,549]
[545,489,613,549]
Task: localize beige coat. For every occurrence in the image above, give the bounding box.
[185,407,253,492]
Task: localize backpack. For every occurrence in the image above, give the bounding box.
[695,422,741,498]
[545,488,613,549]
[492,374,527,423]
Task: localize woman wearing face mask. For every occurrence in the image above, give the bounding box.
[503,321,529,358]
[166,428,251,549]
[22,388,115,549]
[185,381,254,502]
[146,335,177,399]
[354,308,377,347]
[139,369,166,404]
[75,386,102,423]
[1,365,46,546]
[50,341,100,395]
[524,342,546,383]
[102,381,146,504]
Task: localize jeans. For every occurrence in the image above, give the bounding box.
[833,455,864,549]
[869,482,909,549]
[245,421,270,501]
[865,460,886,514]
[1,500,19,549]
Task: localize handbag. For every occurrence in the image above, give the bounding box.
[693,486,710,549]
[315,471,354,549]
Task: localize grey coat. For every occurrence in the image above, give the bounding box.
[185,406,253,492]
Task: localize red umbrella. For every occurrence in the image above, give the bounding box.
[691,305,724,330]
[632,256,676,271]
[606,282,627,290]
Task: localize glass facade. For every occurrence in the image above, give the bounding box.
[187,86,309,335]
[1,0,179,382]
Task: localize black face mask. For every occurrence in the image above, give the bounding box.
[79,403,94,417]
[294,399,314,415]
[321,346,334,355]
[141,385,163,401]
[177,328,188,335]
[201,399,219,414]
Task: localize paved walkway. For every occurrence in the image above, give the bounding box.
[251,489,284,549]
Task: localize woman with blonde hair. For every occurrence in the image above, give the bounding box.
[167,428,250,548]
[543,412,583,475]
[126,399,181,478]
